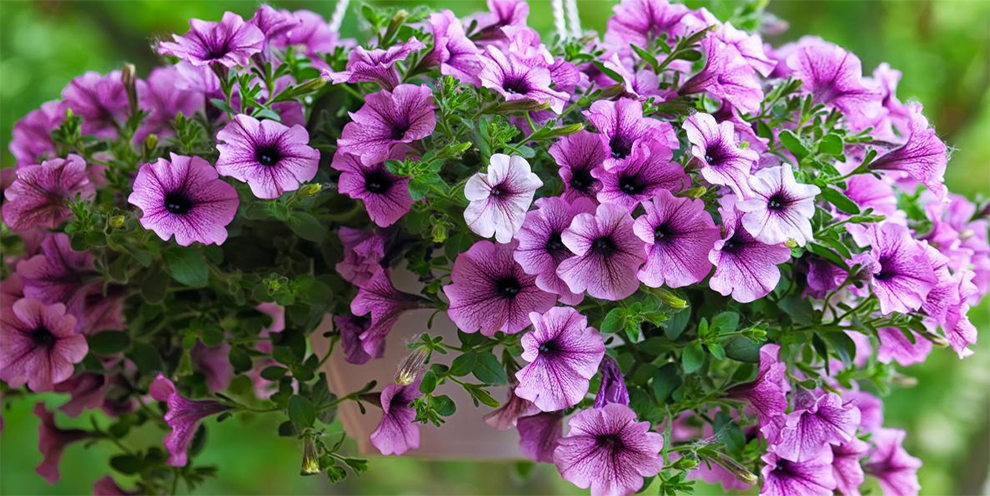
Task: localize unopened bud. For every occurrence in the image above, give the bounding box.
[784,239,798,249]
[598,83,627,100]
[431,222,448,244]
[713,452,759,485]
[299,183,323,197]
[395,348,428,385]
[109,215,127,229]
[654,288,688,309]
[122,63,139,113]
[300,434,321,476]
[143,134,159,154]
[543,123,585,139]
[676,186,707,199]
[288,78,326,98]
[673,456,698,470]
[487,98,552,114]
[916,328,950,348]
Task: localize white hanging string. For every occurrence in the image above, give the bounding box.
[329,0,350,33]
[551,0,568,40]
[565,0,582,38]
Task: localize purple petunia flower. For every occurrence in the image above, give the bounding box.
[738,165,821,246]
[485,386,540,430]
[605,0,693,49]
[859,223,938,315]
[554,403,664,496]
[135,66,203,142]
[92,475,140,496]
[832,437,870,496]
[549,131,607,203]
[149,374,231,467]
[715,23,776,77]
[1,299,86,392]
[10,100,64,166]
[371,380,422,456]
[479,46,569,114]
[332,151,414,228]
[337,84,436,166]
[157,12,264,68]
[763,390,861,463]
[465,154,543,243]
[34,402,94,484]
[334,314,373,365]
[518,411,564,463]
[680,36,763,114]
[128,153,239,246]
[350,270,423,359]
[594,355,630,408]
[514,196,596,305]
[726,343,788,422]
[593,142,686,210]
[876,328,932,367]
[191,341,233,393]
[249,5,300,42]
[944,271,979,358]
[864,428,921,496]
[53,372,108,418]
[277,10,342,56]
[61,71,129,139]
[760,450,837,496]
[216,114,320,199]
[16,233,94,308]
[585,98,677,171]
[445,240,557,336]
[335,227,387,286]
[869,105,948,200]
[634,189,720,288]
[469,0,529,40]
[786,40,882,130]
[709,197,792,303]
[326,37,426,90]
[426,11,484,86]
[2,154,95,232]
[558,202,647,301]
[515,307,605,412]
[683,112,758,198]
[846,390,883,433]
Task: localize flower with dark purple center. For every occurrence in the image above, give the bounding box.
[593,141,686,210]
[0,299,86,392]
[760,450,837,496]
[683,112,758,198]
[371,380,423,456]
[585,98,677,171]
[633,189,720,288]
[479,46,569,113]
[338,84,436,166]
[216,114,320,199]
[859,222,938,315]
[558,203,647,301]
[2,154,95,232]
[762,390,861,463]
[738,165,821,246]
[465,154,543,243]
[709,197,792,303]
[332,151,414,228]
[158,12,264,68]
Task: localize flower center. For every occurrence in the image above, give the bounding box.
[495,277,521,298]
[390,122,410,140]
[654,223,674,241]
[597,434,625,452]
[618,173,644,195]
[363,169,393,194]
[164,191,193,215]
[609,135,633,160]
[592,236,617,256]
[704,144,725,166]
[545,232,567,255]
[875,256,895,280]
[502,76,530,95]
[721,234,744,254]
[255,144,282,167]
[767,193,787,211]
[537,339,558,355]
[31,327,56,349]
[569,168,594,192]
[206,40,232,60]
[490,184,508,197]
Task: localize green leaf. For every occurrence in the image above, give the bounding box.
[682,342,705,374]
[164,248,209,288]
[651,363,682,403]
[707,342,726,361]
[601,308,625,334]
[140,268,169,304]
[725,337,763,363]
[449,351,477,377]
[287,212,327,243]
[126,342,164,374]
[663,308,690,340]
[420,369,438,394]
[110,454,144,475]
[714,412,745,454]
[88,331,131,355]
[778,295,814,325]
[821,187,861,215]
[288,395,316,431]
[779,130,810,160]
[823,331,857,366]
[229,346,252,373]
[472,352,507,385]
[463,384,500,408]
[630,44,660,72]
[432,394,457,416]
[818,133,845,157]
[711,312,740,334]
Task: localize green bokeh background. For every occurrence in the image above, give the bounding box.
[0,1,987,495]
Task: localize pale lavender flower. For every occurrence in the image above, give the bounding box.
[215,114,320,199]
[738,165,821,246]
[426,11,484,85]
[726,343,788,422]
[786,39,882,130]
[465,154,543,243]
[558,202,648,301]
[832,437,870,496]
[683,112,758,198]
[760,450,836,496]
[709,197,792,303]
[605,0,693,49]
[633,189,720,288]
[680,36,763,114]
[763,390,861,463]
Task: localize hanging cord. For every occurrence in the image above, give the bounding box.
[329,0,350,33]
[551,0,568,40]
[565,0,582,38]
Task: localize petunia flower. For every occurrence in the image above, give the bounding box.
[444,240,557,336]
[216,114,320,199]
[191,341,233,393]
[157,12,265,68]
[515,307,605,412]
[683,112,758,198]
[514,196,596,304]
[34,402,94,484]
[709,197,792,303]
[325,37,426,90]
[604,0,693,49]
[335,227,387,286]
[350,270,424,359]
[680,36,763,115]
[549,130,607,203]
[594,355,630,408]
[468,0,529,41]
[150,374,231,467]
[786,39,882,130]
[726,343,788,422]
[738,165,821,246]
[135,66,203,142]
[479,46,569,114]
[2,154,95,231]
[943,270,979,358]
[760,450,837,496]
[465,154,543,243]
[484,386,540,430]
[876,328,931,367]
[832,437,870,496]
[0,299,86,392]
[585,98,677,171]
[554,403,664,496]
[54,373,109,418]
[518,412,564,463]
[593,142,686,210]
[128,153,239,246]
[332,151,414,228]
[61,71,129,139]
[846,390,884,433]
[16,233,94,308]
[10,100,64,166]
[92,475,141,496]
[763,390,861,463]
[859,223,938,315]
[869,105,948,200]
[864,428,921,496]
[370,381,422,456]
[634,189,720,288]
[249,5,299,42]
[337,84,436,166]
[558,202,647,301]
[276,10,342,56]
[715,23,776,77]
[425,11,484,86]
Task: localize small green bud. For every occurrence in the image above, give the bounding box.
[713,452,759,485]
[109,215,126,229]
[396,348,428,386]
[654,288,688,309]
[784,239,798,249]
[676,186,707,199]
[143,134,159,154]
[299,183,323,197]
[431,222,448,244]
[300,434,321,476]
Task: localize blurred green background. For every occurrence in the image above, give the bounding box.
[0,1,987,495]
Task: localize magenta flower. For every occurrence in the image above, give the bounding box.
[327,37,426,89]
[426,11,484,86]
[869,105,948,200]
[350,270,424,359]
[864,428,921,496]
[484,387,539,430]
[585,98,677,171]
[832,438,870,496]
[846,390,884,433]
[191,341,233,393]
[249,5,299,42]
[709,197,792,303]
[876,328,931,367]
[514,196,596,305]
[860,223,938,315]
[278,10,341,56]
[738,165,821,246]
[593,142,686,210]
[337,84,436,166]
[479,46,569,114]
[558,202,647,301]
[764,391,861,463]
[128,154,239,246]
[332,151,413,228]
[334,314,372,365]
[594,355,630,408]
[633,189,720,288]
[1,299,85,392]
[34,402,93,484]
[726,343,788,422]
[472,0,528,33]
[150,374,231,467]
[786,40,882,130]
[554,404,664,496]
[518,412,564,463]
[335,227,387,286]
[680,36,763,114]
[2,154,95,232]
[515,307,605,411]
[371,381,422,456]
[549,131,607,203]
[683,112,758,198]
[61,71,129,139]
[760,450,836,496]
[16,233,94,307]
[136,66,203,141]
[605,0,692,49]
[716,23,776,77]
[944,272,979,358]
[92,475,140,496]
[444,239,557,336]
[10,100,64,165]
[216,114,319,199]
[465,154,543,243]
[54,373,108,418]
[158,12,264,68]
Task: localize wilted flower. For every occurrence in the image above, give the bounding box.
[150,374,231,467]
[869,105,948,200]
[726,343,788,422]
[680,36,763,114]
[350,270,423,359]
[593,355,630,408]
[35,402,94,484]
[2,154,95,231]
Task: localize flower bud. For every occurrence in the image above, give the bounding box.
[109,215,127,229]
[784,239,798,249]
[121,63,139,114]
[593,356,630,408]
[298,183,323,197]
[300,434,321,476]
[143,134,159,155]
[712,452,759,485]
[598,83,627,100]
[487,98,552,114]
[654,288,688,309]
[395,348,428,385]
[431,222,448,244]
[287,78,327,99]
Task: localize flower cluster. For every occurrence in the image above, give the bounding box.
[1,1,987,495]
